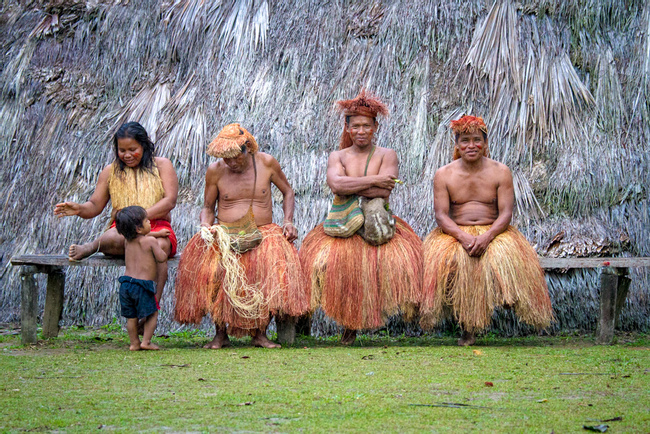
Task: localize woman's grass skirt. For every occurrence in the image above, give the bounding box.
[299,216,422,330]
[174,224,311,336]
[420,226,553,333]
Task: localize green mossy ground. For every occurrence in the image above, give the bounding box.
[1,326,648,432]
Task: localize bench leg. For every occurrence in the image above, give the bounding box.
[597,267,618,345]
[614,270,630,329]
[43,267,65,339]
[276,316,297,345]
[20,266,39,345]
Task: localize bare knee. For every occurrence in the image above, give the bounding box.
[98,229,125,255]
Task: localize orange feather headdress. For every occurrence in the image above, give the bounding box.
[450,115,489,160]
[207,123,259,158]
[336,90,389,150]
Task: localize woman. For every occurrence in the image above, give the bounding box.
[54,122,178,303]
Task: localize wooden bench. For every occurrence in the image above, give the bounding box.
[10,254,650,345]
[10,254,180,345]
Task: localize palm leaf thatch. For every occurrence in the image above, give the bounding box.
[0,0,648,335]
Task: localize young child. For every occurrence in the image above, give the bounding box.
[115,206,168,351]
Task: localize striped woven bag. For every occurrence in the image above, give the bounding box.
[323,145,376,238]
[323,194,364,237]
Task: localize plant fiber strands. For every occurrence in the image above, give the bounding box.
[300,216,422,330]
[421,226,553,333]
[175,224,310,336]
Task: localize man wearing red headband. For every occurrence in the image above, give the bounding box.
[420,115,553,345]
[300,90,422,345]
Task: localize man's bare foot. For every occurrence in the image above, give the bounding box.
[458,331,476,346]
[68,243,97,261]
[140,342,160,350]
[129,344,141,351]
[251,333,281,349]
[341,329,357,346]
[203,334,231,349]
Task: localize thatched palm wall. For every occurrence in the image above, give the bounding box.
[1,0,648,335]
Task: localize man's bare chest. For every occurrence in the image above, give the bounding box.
[447,173,499,203]
[217,173,272,202]
[341,154,382,177]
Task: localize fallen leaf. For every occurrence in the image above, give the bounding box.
[583,424,608,432]
[362,355,375,360]
[473,350,483,356]
[238,401,254,406]
[537,399,548,403]
[484,382,493,387]
[241,356,250,359]
[198,378,206,381]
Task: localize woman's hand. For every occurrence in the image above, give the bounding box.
[54,202,81,217]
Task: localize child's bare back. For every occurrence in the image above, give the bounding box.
[115,206,168,351]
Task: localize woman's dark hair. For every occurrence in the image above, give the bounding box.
[115,206,148,241]
[113,122,156,172]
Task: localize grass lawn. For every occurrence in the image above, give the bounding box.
[0,326,648,433]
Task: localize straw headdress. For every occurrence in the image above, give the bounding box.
[336,89,389,150]
[207,123,259,158]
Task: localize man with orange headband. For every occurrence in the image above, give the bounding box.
[420,115,553,345]
[174,123,311,348]
[300,90,422,345]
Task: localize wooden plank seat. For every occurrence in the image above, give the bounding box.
[10,254,650,345]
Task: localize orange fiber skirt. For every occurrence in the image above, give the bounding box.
[420,226,553,333]
[174,224,311,336]
[300,216,422,330]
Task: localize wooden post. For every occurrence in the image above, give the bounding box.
[614,268,630,329]
[276,316,296,345]
[596,267,618,345]
[43,267,65,338]
[20,266,39,345]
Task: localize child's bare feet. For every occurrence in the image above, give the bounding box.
[140,341,160,350]
[129,343,141,351]
[68,243,97,261]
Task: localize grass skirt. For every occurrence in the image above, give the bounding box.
[300,216,422,330]
[174,224,310,336]
[420,226,553,333]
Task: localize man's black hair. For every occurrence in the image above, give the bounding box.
[345,115,378,125]
[115,206,148,241]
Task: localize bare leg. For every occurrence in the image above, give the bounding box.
[251,328,281,348]
[341,328,357,346]
[203,324,231,349]
[458,330,476,346]
[126,318,141,351]
[155,237,171,303]
[69,228,125,261]
[140,312,160,350]
[136,239,170,336]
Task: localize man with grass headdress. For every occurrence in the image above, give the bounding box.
[420,115,553,346]
[300,90,422,345]
[174,123,311,348]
